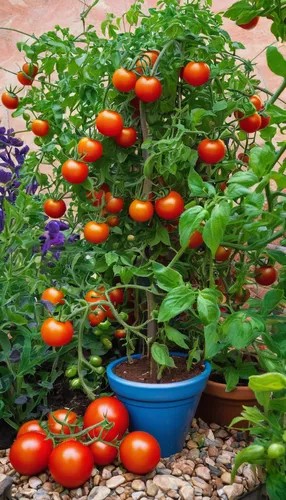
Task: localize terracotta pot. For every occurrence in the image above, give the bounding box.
[195,379,257,428]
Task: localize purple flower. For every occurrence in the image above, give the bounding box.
[0,208,4,232]
[0,169,12,184]
[68,234,80,243]
[26,179,38,195]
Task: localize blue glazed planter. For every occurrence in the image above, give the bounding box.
[107,353,211,457]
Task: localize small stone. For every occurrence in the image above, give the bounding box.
[106,476,125,489]
[92,468,99,477]
[132,480,145,491]
[102,469,112,480]
[188,449,200,460]
[196,467,211,481]
[208,465,221,476]
[216,456,231,465]
[88,486,111,500]
[156,468,172,475]
[187,441,198,450]
[215,430,229,439]
[38,474,47,483]
[131,492,145,500]
[146,481,158,497]
[222,484,244,500]
[221,473,232,485]
[208,447,219,458]
[116,487,125,495]
[28,477,42,489]
[205,458,215,467]
[179,485,194,500]
[93,476,101,486]
[171,468,182,477]
[243,465,256,489]
[33,493,50,500]
[153,475,186,492]
[42,482,54,492]
[124,473,136,482]
[167,490,178,498]
[191,478,212,495]
[206,430,215,441]
[210,423,221,430]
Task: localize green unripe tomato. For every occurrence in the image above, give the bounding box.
[23,112,30,121]
[267,443,285,459]
[94,366,105,375]
[89,355,102,367]
[93,328,103,336]
[282,431,286,443]
[101,337,113,350]
[119,311,129,321]
[65,365,78,378]
[69,378,81,389]
[127,234,135,241]
[98,320,111,331]
[112,242,120,250]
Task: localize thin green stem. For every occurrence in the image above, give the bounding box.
[77,307,97,400]
[268,78,286,106]
[151,40,176,76]
[0,27,38,40]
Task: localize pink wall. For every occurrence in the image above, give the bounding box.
[0,0,284,130]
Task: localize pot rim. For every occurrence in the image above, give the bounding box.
[204,378,256,400]
[107,352,212,391]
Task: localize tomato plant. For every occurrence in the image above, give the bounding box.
[129,199,154,222]
[135,76,162,103]
[62,159,89,184]
[155,191,184,220]
[112,68,137,93]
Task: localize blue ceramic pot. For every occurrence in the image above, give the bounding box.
[107,353,211,457]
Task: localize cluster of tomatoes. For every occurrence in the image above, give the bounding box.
[10,396,161,488]
[235,94,270,133]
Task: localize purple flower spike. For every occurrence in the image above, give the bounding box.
[0,169,12,184]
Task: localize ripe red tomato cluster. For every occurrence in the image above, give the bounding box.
[234,94,270,133]
[11,397,160,488]
[85,285,124,326]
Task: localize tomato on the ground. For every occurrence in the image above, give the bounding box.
[49,440,94,488]
[238,17,259,29]
[107,215,120,227]
[96,110,123,137]
[10,432,53,475]
[182,62,210,87]
[215,246,232,262]
[1,92,19,110]
[48,409,78,435]
[84,222,109,244]
[83,396,129,440]
[239,113,262,133]
[62,159,89,184]
[41,287,65,305]
[255,266,277,286]
[44,199,66,218]
[119,431,161,474]
[135,76,162,103]
[41,318,73,347]
[31,119,49,137]
[198,138,226,164]
[105,193,124,214]
[129,199,154,222]
[135,50,159,74]
[115,329,126,339]
[115,127,137,148]
[89,441,118,466]
[155,191,184,220]
[78,137,103,162]
[17,420,46,437]
[188,230,203,249]
[112,68,137,92]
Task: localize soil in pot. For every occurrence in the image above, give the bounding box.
[114,356,204,384]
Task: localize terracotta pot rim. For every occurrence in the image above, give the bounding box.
[204,378,256,400]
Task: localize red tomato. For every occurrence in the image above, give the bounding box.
[115,127,137,148]
[215,277,226,293]
[155,191,184,220]
[17,71,33,85]
[62,159,89,184]
[115,329,126,339]
[105,193,124,214]
[10,432,53,475]
[129,199,154,222]
[22,63,38,78]
[48,409,78,435]
[215,246,232,262]
[78,137,103,162]
[1,92,18,110]
[44,199,66,218]
[83,396,129,440]
[17,420,46,437]
[135,50,159,74]
[41,287,65,305]
[88,310,106,326]
[182,62,210,87]
[31,119,49,137]
[235,288,250,304]
[84,222,109,244]
[188,230,203,249]
[198,138,226,164]
[89,441,118,466]
[96,110,123,137]
[255,266,277,286]
[85,289,104,307]
[135,76,162,103]
[250,94,263,111]
[41,318,73,347]
[259,114,271,130]
[238,153,249,163]
[219,182,227,192]
[238,17,259,29]
[112,68,137,92]
[119,431,161,474]
[86,188,106,207]
[107,215,120,227]
[239,113,262,133]
[49,440,94,488]
[109,287,124,305]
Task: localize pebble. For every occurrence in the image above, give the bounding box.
[146,481,158,497]
[221,472,232,485]
[153,475,186,491]
[106,476,125,489]
[196,467,211,481]
[179,485,194,500]
[28,477,42,489]
[88,486,111,500]
[220,484,244,499]
[131,480,145,491]
[102,469,112,480]
[208,446,219,458]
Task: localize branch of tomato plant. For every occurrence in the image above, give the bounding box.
[77,306,98,400]
[255,86,286,105]
[221,224,286,251]
[0,27,38,40]
[268,78,286,105]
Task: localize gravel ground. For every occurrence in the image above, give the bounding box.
[0,418,263,500]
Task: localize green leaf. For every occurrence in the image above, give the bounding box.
[231,445,265,481]
[197,289,220,325]
[222,313,255,349]
[268,250,286,266]
[179,206,208,247]
[249,373,286,393]
[265,104,286,125]
[225,368,240,392]
[151,343,175,367]
[204,323,225,358]
[165,326,189,349]
[227,171,258,187]
[226,184,251,199]
[266,46,286,78]
[6,311,28,325]
[203,201,230,256]
[152,262,184,292]
[188,168,215,198]
[105,252,119,266]
[0,375,13,394]
[261,289,284,316]
[158,286,196,322]
[213,100,228,112]
[266,473,286,500]
[249,145,276,177]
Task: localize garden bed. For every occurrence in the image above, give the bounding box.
[1,418,262,500]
